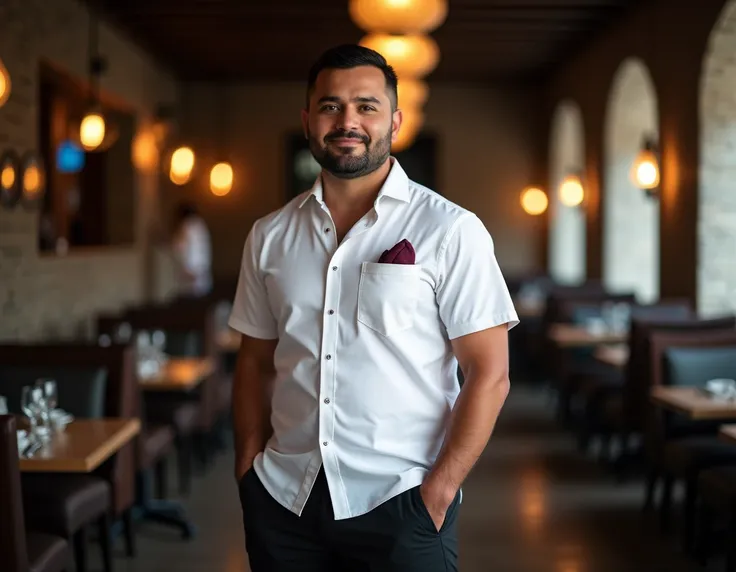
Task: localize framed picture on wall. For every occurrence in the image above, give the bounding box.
[284,131,439,203]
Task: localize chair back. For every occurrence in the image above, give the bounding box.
[0,344,137,517]
[622,316,736,432]
[0,415,29,572]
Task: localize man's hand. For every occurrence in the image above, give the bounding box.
[419,476,457,532]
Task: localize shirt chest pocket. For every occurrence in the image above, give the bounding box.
[357,262,422,337]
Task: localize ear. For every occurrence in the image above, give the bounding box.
[301,108,309,140]
[391,108,403,144]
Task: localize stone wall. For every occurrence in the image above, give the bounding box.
[699,0,736,316]
[602,58,660,304]
[548,100,586,285]
[0,0,179,341]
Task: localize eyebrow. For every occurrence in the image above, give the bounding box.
[317,96,382,106]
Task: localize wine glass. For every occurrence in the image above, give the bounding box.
[38,379,58,412]
[21,386,41,438]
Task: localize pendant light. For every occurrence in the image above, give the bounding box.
[79,3,117,152]
[209,84,233,196]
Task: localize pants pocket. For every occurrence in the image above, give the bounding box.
[412,486,459,535]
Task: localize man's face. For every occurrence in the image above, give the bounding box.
[302,66,402,180]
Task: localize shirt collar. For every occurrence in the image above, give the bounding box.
[298,157,411,209]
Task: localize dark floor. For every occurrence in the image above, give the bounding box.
[97,383,720,572]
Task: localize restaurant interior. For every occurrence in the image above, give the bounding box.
[2,0,736,570]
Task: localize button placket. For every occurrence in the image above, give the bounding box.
[319,249,342,453]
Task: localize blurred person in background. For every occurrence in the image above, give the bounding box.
[172,201,212,297]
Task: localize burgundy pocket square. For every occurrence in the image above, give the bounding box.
[378,239,415,265]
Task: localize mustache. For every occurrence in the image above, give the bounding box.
[325,130,369,144]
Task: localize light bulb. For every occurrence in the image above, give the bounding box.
[520,187,548,216]
[80,112,106,150]
[210,162,233,196]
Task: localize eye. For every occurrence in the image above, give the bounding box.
[360,105,377,112]
[320,105,339,113]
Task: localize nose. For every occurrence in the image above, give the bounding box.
[336,105,361,133]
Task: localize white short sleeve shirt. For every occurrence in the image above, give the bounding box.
[229,159,518,520]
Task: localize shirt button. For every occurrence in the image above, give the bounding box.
[328,310,334,315]
[325,354,332,360]
[324,398,330,404]
[325,228,331,233]
[332,266,338,271]
[323,441,329,446]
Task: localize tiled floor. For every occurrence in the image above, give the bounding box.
[101,382,717,572]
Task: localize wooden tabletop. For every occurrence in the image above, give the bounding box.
[19,418,140,473]
[720,424,736,444]
[548,323,627,347]
[594,344,629,368]
[139,357,215,391]
[650,386,736,420]
[217,329,241,353]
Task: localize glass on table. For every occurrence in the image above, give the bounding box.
[0,395,7,415]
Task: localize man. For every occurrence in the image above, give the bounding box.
[172,202,212,297]
[229,44,518,571]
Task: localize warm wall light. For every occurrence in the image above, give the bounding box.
[210,162,233,196]
[0,57,11,108]
[559,173,584,207]
[349,0,448,34]
[521,186,548,216]
[20,152,45,207]
[631,136,660,198]
[360,34,440,77]
[169,146,195,185]
[0,150,20,208]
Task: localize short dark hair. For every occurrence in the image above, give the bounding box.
[306,44,398,111]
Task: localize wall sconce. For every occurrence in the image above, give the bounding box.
[520,186,548,216]
[631,135,660,198]
[558,172,584,208]
[0,57,11,108]
[169,145,195,185]
[0,150,21,208]
[20,151,46,208]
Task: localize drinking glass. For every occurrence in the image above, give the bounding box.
[0,395,7,415]
[21,386,41,437]
[38,379,58,411]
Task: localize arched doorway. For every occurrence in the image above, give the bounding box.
[698,0,736,316]
[602,58,660,303]
[549,100,586,285]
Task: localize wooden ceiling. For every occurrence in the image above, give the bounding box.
[93,0,640,84]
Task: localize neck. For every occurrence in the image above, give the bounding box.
[322,159,392,216]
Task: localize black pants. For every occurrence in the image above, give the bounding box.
[238,467,460,571]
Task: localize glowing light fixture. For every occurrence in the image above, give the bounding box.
[80,111,106,151]
[631,136,660,198]
[169,146,195,185]
[210,162,233,196]
[349,0,448,34]
[392,107,424,152]
[0,57,11,108]
[520,186,548,216]
[558,173,584,207]
[360,34,440,78]
[0,150,20,208]
[397,78,429,110]
[20,151,45,207]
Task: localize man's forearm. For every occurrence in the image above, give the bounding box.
[232,355,273,477]
[424,373,509,502]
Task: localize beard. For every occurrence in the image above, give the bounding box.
[308,126,392,180]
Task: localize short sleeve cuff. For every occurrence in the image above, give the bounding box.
[445,312,520,340]
[228,315,279,340]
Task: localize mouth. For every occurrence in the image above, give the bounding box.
[328,138,364,146]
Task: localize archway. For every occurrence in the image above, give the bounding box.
[548,100,586,285]
[698,0,736,316]
[602,58,660,303]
